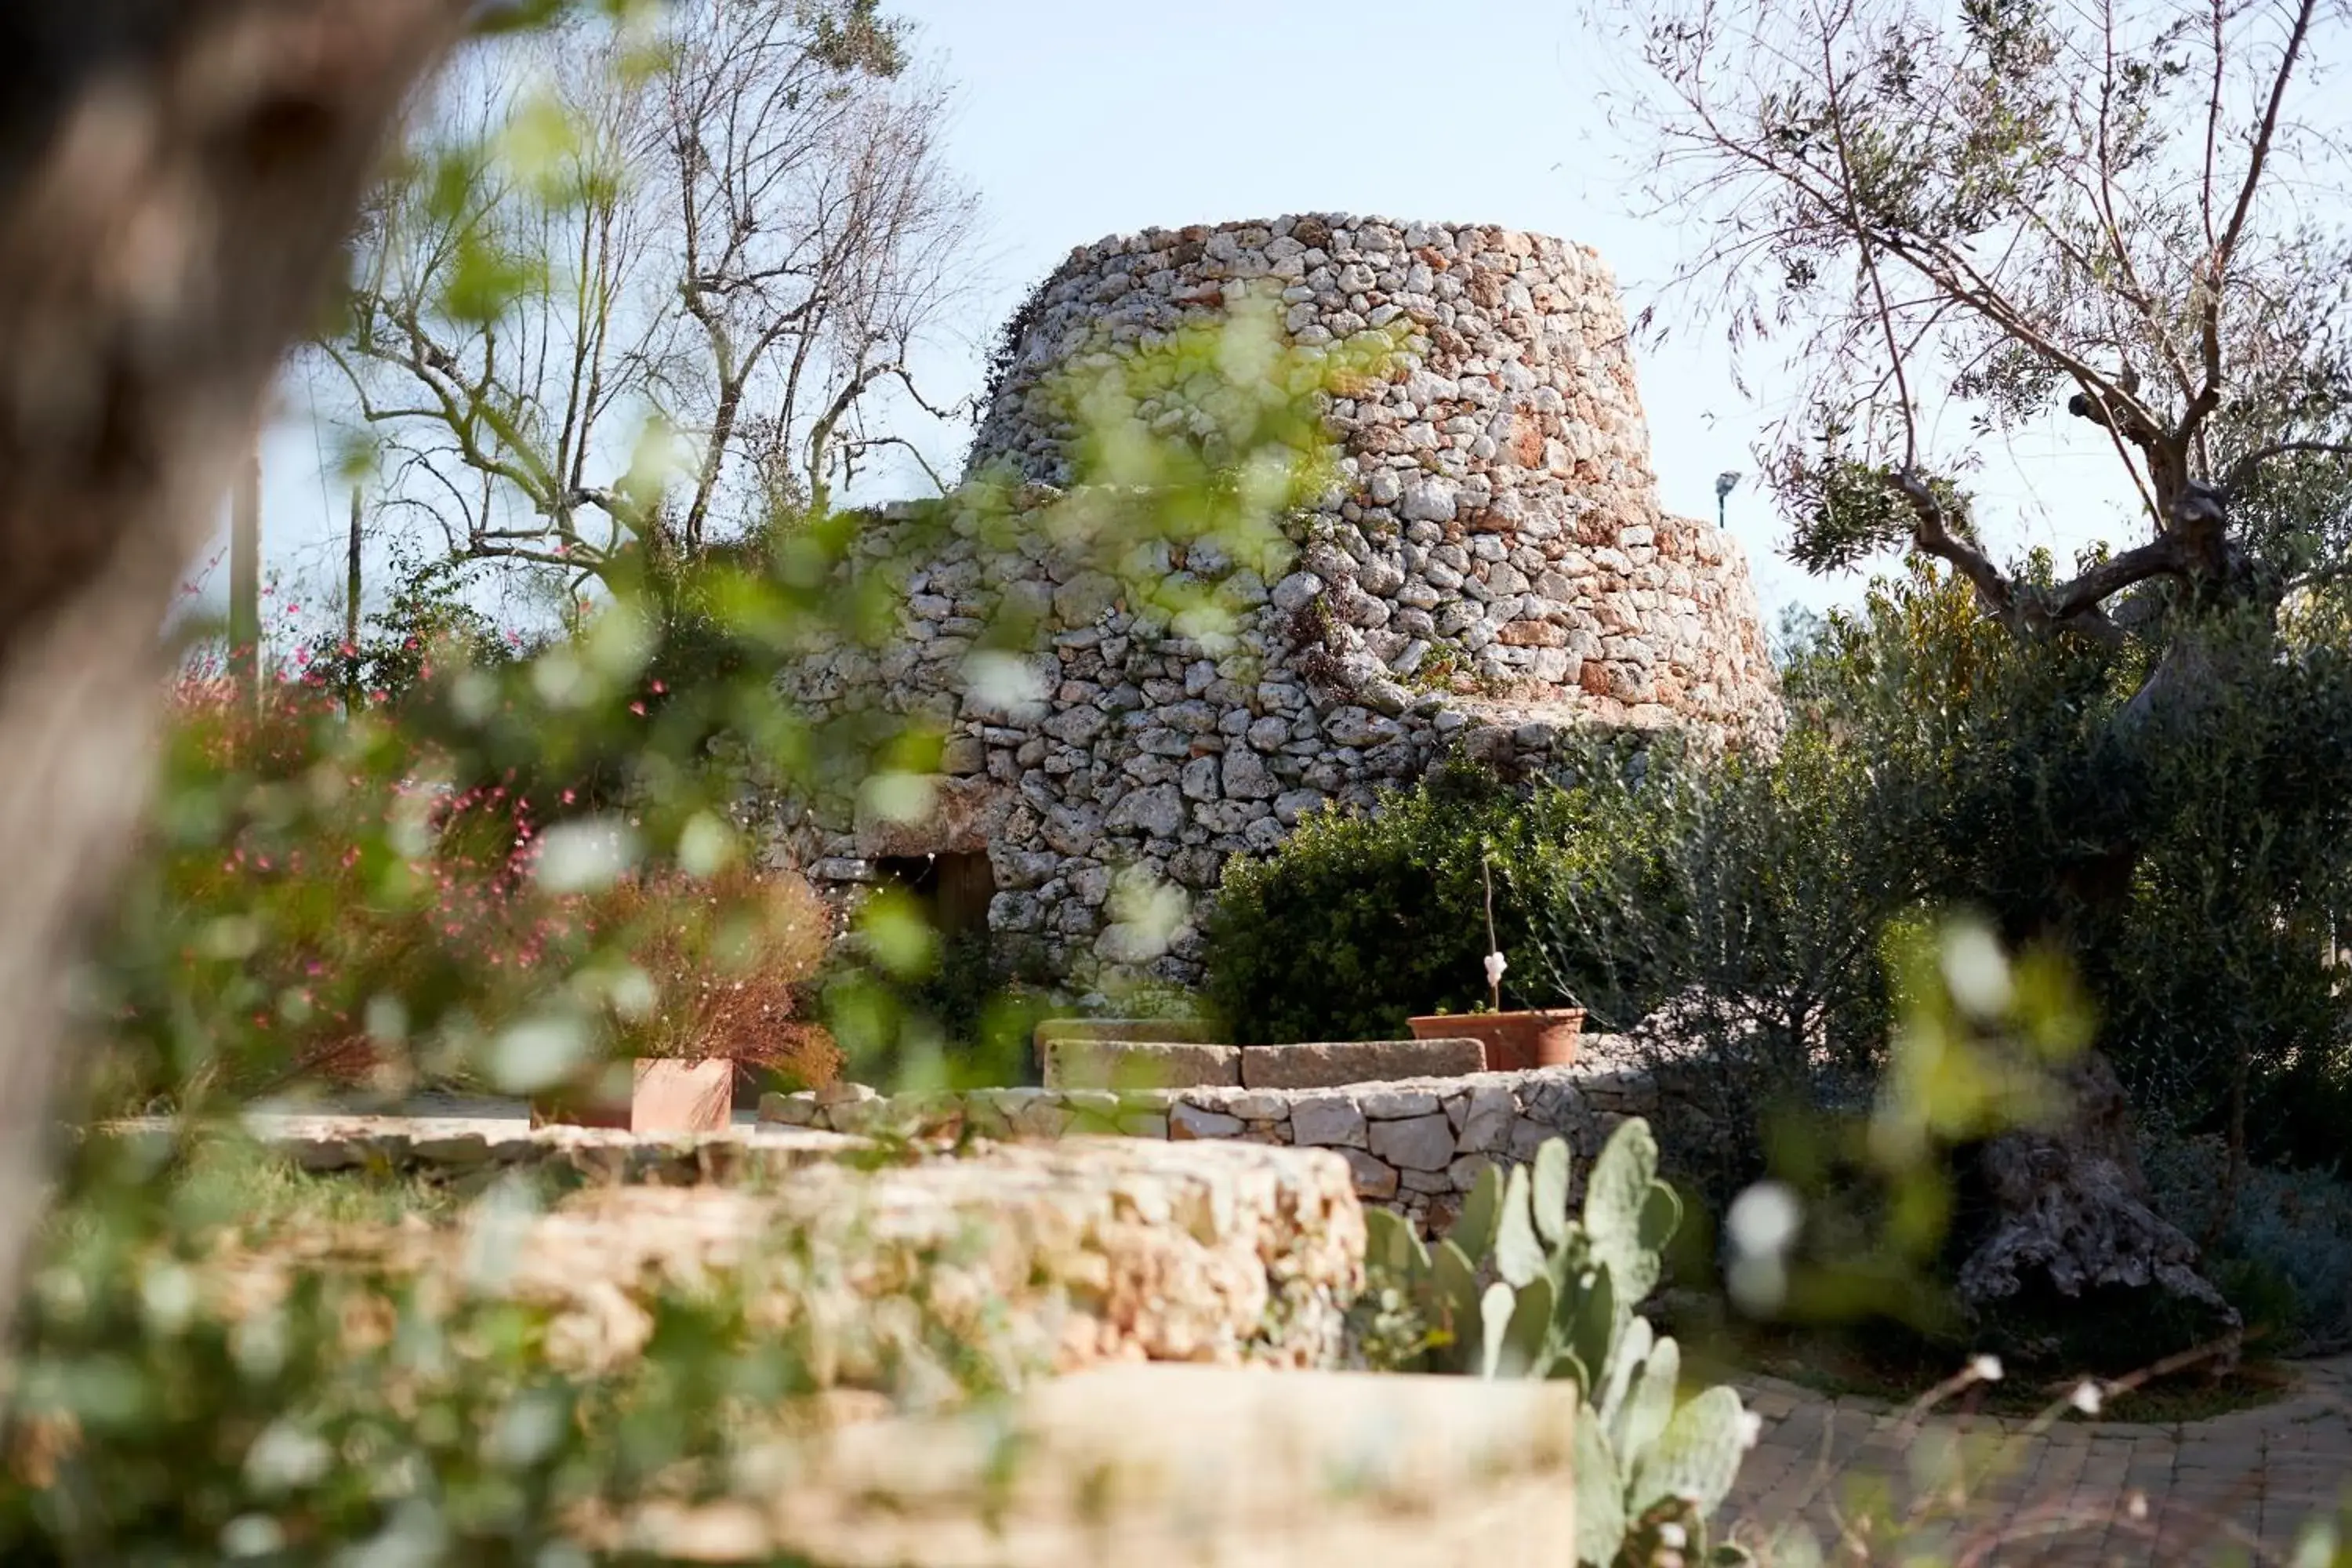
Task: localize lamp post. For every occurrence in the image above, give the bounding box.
[1715,470,1742,531]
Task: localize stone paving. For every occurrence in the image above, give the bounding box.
[1726,1359,2352,1564]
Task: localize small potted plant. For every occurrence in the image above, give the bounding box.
[1406,856,1583,1071]
[529,866,841,1132]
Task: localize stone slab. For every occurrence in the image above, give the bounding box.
[1032,1016,1221,1050]
[743,1363,1580,1567]
[1040,1038,1241,1091]
[1238,1038,1486,1091]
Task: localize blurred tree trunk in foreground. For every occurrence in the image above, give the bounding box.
[0,0,471,1333]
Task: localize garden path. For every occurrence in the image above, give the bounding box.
[1727,1357,2352,1564]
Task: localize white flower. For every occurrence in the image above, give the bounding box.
[2070,1381,2103,1416]
[1657,1523,1687,1549]
[1737,1409,1764,1450]
[1483,951,1508,989]
[1969,1353,2004,1383]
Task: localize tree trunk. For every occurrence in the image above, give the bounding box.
[230,440,263,689]
[345,481,365,710]
[0,0,468,1335]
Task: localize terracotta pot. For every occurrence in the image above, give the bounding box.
[1406,1010,1584,1073]
[630,1058,734,1134]
[528,1059,733,1134]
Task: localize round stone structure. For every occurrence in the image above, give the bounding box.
[768,215,1779,989]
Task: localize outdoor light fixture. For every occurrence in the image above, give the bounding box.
[1715,470,1742,529]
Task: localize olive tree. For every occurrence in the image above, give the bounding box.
[1623,0,2350,708]
[1610,0,2352,1214]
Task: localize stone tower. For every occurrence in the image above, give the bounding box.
[774,216,1779,987]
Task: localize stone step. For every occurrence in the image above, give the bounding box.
[633,1363,1581,1566]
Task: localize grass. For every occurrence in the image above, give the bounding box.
[173,1135,468,1232]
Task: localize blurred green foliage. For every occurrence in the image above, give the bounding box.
[2,53,1399,1544]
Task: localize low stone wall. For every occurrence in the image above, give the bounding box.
[1039,1035,1486,1091]
[129,1042,1686,1236]
[198,1138,1362,1381]
[765,1055,1666,1232]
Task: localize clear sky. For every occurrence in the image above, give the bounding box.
[251,0,2143,628]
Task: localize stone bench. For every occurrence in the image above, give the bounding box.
[1038,1033,1486,1091]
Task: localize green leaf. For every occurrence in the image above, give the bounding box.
[1574,1406,1628,1568]
[1630,1385,1749,1520]
[1487,1275,1555,1379]
[1586,1119,1671,1303]
[1639,1179,1683,1255]
[1449,1162,1504,1262]
[1493,1163,1547,1288]
[1365,1207,1426,1280]
[1566,1262,1614,1397]
[1595,1312,1653,1430]
[1429,1239,1483,1373]
[1583,1119,1659,1244]
[1531,1137,1573,1248]
[1611,1334,1680,1469]
[1477,1282,1521,1380]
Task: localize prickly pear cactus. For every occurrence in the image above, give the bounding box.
[1359,1119,1757,1568]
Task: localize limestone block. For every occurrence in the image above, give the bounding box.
[1033,1016,1219,1050]
[747,1364,1578,1568]
[1368,1113,1457,1172]
[1040,1038,1240,1091]
[1236,1038,1484,1091]
[1340,1148,1402,1200]
[1170,1102,1245,1140]
[1290,1095,1370,1149]
[1454,1083,1521,1153]
[759,1091,823,1127]
[1356,1086,1446,1119]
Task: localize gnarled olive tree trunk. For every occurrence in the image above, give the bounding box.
[0,0,470,1332]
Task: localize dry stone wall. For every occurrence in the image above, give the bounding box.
[771,214,1779,987]
[764,1053,1673,1235]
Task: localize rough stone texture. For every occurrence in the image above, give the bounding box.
[1368,1112,1457,1172]
[768,215,1779,989]
[735,1363,1580,1567]
[1040,1038,1240,1091]
[1289,1095,1370,1149]
[201,1138,1363,1381]
[1237,1036,1485,1090]
[1170,1102,1246,1140]
[1955,1051,2240,1363]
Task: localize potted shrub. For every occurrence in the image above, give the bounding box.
[1406,858,1584,1071]
[531,866,841,1133]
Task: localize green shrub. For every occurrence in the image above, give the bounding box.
[2144,1133,2352,1354]
[1200,755,1650,1044]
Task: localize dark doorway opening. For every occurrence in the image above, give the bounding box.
[876,851,996,940]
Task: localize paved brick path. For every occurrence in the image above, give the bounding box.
[1726,1359,2352,1564]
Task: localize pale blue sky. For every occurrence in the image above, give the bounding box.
[249,0,2136,629]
